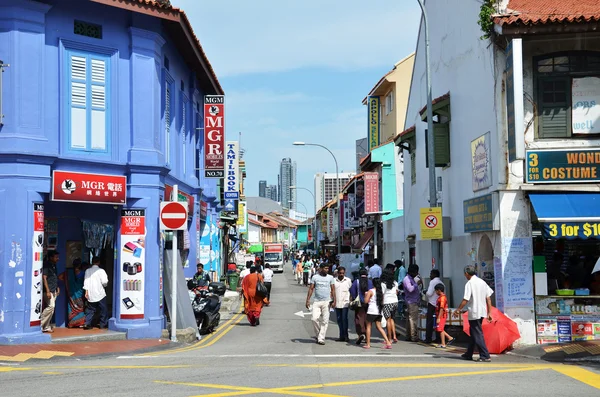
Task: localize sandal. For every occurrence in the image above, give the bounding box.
[392,338,399,344]
[362,345,371,349]
[447,338,455,346]
[436,345,447,348]
[382,344,392,350]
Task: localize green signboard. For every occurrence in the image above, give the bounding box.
[526,148,600,184]
[463,194,495,233]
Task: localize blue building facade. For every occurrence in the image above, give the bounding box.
[0,0,223,344]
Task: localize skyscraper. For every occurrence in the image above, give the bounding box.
[314,172,356,211]
[279,158,297,210]
[258,180,267,198]
[265,185,278,202]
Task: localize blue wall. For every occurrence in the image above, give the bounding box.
[0,0,221,344]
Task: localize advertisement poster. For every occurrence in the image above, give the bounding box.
[30,203,44,327]
[204,95,225,178]
[501,237,534,308]
[225,141,239,199]
[471,132,492,191]
[572,77,600,134]
[493,257,504,312]
[119,209,146,319]
[364,172,379,213]
[51,170,126,205]
[347,193,360,228]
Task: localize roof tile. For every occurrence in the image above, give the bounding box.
[494,0,600,26]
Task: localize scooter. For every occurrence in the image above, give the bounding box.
[188,279,226,335]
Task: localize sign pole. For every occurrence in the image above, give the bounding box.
[171,184,178,342]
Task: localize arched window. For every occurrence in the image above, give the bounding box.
[534,51,600,138]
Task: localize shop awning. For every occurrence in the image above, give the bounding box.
[529,193,600,222]
[247,244,263,253]
[354,229,374,250]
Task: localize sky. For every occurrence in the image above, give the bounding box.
[173,0,421,214]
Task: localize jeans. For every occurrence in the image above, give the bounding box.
[85,297,108,328]
[311,300,330,343]
[41,292,57,331]
[335,307,349,339]
[264,282,272,301]
[406,303,419,341]
[466,318,490,359]
[425,303,436,342]
[303,272,309,286]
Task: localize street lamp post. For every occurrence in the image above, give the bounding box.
[290,200,309,215]
[290,200,311,251]
[293,142,341,254]
[289,186,316,215]
[417,0,440,275]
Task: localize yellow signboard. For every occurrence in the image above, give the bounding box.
[420,207,443,240]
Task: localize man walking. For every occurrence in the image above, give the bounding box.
[41,250,60,333]
[306,263,335,345]
[453,265,494,362]
[333,266,352,342]
[425,269,444,343]
[263,263,274,303]
[403,264,422,342]
[83,256,109,330]
[302,256,312,286]
[368,259,382,279]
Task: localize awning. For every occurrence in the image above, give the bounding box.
[354,229,374,250]
[529,193,600,222]
[247,244,263,253]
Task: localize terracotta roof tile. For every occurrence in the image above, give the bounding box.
[494,0,600,26]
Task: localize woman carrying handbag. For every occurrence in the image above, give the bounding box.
[349,268,373,345]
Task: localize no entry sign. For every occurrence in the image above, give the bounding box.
[160,202,188,230]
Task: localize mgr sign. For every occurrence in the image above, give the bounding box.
[204,95,225,178]
[160,202,188,230]
[420,207,443,240]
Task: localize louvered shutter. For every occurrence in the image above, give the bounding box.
[425,124,451,167]
[165,86,171,163]
[182,101,186,174]
[90,57,107,150]
[538,77,571,138]
[70,55,87,149]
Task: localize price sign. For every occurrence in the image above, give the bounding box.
[544,222,600,239]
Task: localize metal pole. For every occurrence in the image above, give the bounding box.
[170,184,178,342]
[417,0,440,275]
[373,216,378,260]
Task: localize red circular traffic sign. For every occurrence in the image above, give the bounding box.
[425,215,438,229]
[160,202,188,230]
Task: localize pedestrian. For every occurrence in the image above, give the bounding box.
[241,265,264,326]
[41,250,60,333]
[425,269,444,343]
[296,257,303,285]
[394,259,407,285]
[363,278,392,349]
[302,255,312,286]
[381,265,399,343]
[333,266,352,342]
[83,256,109,330]
[453,265,493,362]
[350,268,373,345]
[435,284,455,348]
[305,263,335,345]
[193,262,211,286]
[368,259,382,279]
[403,264,422,342]
[240,261,252,280]
[263,263,274,304]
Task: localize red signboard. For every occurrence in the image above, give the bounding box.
[164,184,194,215]
[160,202,188,230]
[33,203,44,232]
[204,95,225,178]
[200,201,208,219]
[264,243,283,253]
[121,209,146,235]
[52,170,126,205]
[364,172,380,213]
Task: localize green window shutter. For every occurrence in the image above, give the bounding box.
[425,124,450,167]
[537,77,571,138]
[410,152,416,185]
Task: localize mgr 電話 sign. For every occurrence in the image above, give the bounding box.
[526,148,600,184]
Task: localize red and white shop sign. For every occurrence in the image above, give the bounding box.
[121,209,146,235]
[364,172,380,214]
[33,203,44,232]
[30,203,44,327]
[51,170,126,205]
[204,95,225,178]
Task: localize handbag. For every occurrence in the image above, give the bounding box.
[256,277,268,298]
[350,295,361,310]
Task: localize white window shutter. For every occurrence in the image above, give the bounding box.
[90,58,106,150]
[70,55,87,149]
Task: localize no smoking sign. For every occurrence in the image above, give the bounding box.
[425,215,438,228]
[420,207,443,239]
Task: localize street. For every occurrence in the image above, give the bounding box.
[2,265,600,397]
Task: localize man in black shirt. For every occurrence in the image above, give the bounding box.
[193,263,211,286]
[41,250,60,333]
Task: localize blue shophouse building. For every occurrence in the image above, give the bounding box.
[0,0,223,344]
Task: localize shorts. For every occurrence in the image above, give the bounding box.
[382,303,398,319]
[436,317,447,332]
[367,314,382,323]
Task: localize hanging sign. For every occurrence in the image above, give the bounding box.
[51,170,126,205]
[368,96,380,151]
[364,172,379,213]
[471,132,492,191]
[463,193,498,233]
[204,95,225,178]
[30,203,44,327]
[225,141,239,199]
[526,148,600,183]
[119,209,146,319]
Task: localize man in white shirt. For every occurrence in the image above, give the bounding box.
[425,269,444,343]
[367,259,382,279]
[83,256,109,330]
[263,263,274,304]
[453,265,494,362]
[333,266,353,342]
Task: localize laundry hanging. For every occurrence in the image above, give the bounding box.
[82,221,115,253]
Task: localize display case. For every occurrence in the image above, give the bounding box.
[535,296,600,344]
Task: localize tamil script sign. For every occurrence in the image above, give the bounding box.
[526,148,600,184]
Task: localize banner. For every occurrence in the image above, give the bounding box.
[543,221,600,240]
[119,209,146,319]
[225,141,239,199]
[30,203,44,327]
[347,193,360,228]
[327,208,335,238]
[204,95,225,178]
[368,96,380,151]
[364,172,379,213]
[320,211,327,232]
[237,201,248,233]
[526,148,600,184]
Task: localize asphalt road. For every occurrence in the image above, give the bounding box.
[2,264,600,396]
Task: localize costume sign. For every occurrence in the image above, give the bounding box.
[204,95,225,178]
[364,172,379,213]
[119,209,146,319]
[30,203,44,327]
[526,148,600,183]
[51,170,126,205]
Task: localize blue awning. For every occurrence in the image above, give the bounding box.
[529,193,600,222]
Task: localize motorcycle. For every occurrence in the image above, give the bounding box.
[188,279,226,335]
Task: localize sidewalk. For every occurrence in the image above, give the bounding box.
[509,340,600,363]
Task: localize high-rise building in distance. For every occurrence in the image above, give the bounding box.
[279,158,297,210]
[314,172,356,211]
[265,185,278,202]
[258,180,267,198]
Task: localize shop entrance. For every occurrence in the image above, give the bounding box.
[43,199,118,332]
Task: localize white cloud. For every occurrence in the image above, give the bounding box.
[173,0,420,77]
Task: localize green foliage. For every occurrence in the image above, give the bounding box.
[478,0,495,40]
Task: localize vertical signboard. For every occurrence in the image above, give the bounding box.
[225,141,239,199]
[368,96,380,151]
[364,172,380,213]
[327,207,335,238]
[506,38,524,162]
[30,203,44,327]
[119,209,146,319]
[237,201,248,233]
[204,95,225,178]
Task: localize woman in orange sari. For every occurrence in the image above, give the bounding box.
[241,265,264,326]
